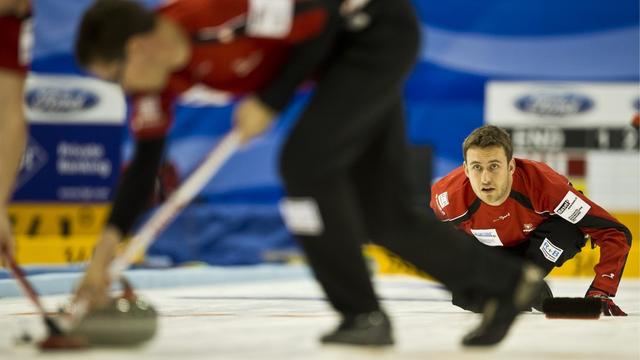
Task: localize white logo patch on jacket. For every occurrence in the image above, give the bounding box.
[247,0,293,38]
[554,191,591,224]
[470,229,503,247]
[436,192,449,211]
[540,238,563,263]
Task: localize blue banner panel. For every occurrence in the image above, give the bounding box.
[13,124,122,202]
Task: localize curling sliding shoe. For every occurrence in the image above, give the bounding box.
[462,263,545,347]
[321,310,394,347]
[531,280,553,312]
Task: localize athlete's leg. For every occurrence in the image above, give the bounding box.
[522,216,587,274]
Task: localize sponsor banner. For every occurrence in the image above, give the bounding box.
[12,124,121,201]
[486,82,639,128]
[25,73,126,124]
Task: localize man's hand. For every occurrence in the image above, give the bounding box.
[586,289,627,316]
[233,95,276,143]
[0,207,15,268]
[73,226,122,309]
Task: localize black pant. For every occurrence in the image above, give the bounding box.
[279,0,523,316]
[497,217,587,275]
[452,217,586,311]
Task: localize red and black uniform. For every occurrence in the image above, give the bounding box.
[0,14,30,74]
[129,0,328,140]
[109,0,530,320]
[108,0,333,232]
[431,158,631,296]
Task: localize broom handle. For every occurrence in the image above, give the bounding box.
[3,251,48,315]
[109,130,241,279]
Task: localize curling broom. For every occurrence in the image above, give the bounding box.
[542,297,602,319]
[36,130,241,349]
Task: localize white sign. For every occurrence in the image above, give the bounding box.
[485,81,639,128]
[25,74,126,124]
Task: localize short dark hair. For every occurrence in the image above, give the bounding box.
[75,0,157,67]
[462,125,513,162]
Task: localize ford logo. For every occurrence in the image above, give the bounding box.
[515,93,593,117]
[26,87,99,113]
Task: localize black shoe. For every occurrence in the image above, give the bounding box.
[321,310,394,347]
[531,280,553,312]
[462,263,544,347]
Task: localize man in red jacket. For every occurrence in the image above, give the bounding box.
[73,0,547,347]
[431,125,631,316]
[0,0,31,267]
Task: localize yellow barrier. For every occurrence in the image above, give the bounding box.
[15,235,97,264]
[9,203,109,264]
[8,202,639,278]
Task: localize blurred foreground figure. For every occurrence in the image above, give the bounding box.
[0,0,30,267]
[74,0,543,347]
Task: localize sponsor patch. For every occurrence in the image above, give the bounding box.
[523,223,534,233]
[540,238,563,263]
[132,96,165,131]
[470,228,503,247]
[247,0,293,38]
[553,191,591,224]
[436,192,449,210]
[279,197,324,236]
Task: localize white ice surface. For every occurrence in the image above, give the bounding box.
[0,267,638,360]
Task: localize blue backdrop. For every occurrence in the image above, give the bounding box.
[19,0,640,265]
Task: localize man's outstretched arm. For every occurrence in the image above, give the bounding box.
[0,69,27,265]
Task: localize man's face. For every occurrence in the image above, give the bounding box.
[464,145,515,206]
[0,0,29,16]
[87,37,171,93]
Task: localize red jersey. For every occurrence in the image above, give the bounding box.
[0,15,30,74]
[130,0,327,140]
[430,158,631,296]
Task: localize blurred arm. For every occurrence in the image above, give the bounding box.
[0,69,26,263]
[0,69,27,206]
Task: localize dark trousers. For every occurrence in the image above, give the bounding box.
[452,217,586,311]
[279,0,523,316]
[498,217,587,275]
